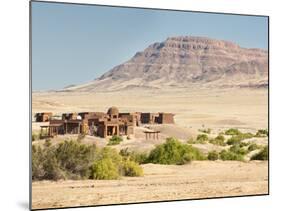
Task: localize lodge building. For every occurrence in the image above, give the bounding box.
[36,107,174,138]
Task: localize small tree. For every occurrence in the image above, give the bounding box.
[108,135,123,145]
[196,134,208,143]
[122,160,143,176]
[251,146,268,160]
[208,151,219,161]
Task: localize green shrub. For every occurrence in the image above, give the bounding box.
[198,128,211,134]
[229,144,248,155]
[147,137,205,165]
[130,152,149,164]
[196,134,209,143]
[225,128,241,135]
[32,140,145,181]
[97,147,123,165]
[227,132,254,145]
[239,133,254,140]
[208,151,219,161]
[91,158,120,179]
[119,148,130,157]
[248,143,260,151]
[108,135,123,145]
[32,132,39,142]
[209,135,225,146]
[55,140,97,179]
[122,160,143,176]
[255,129,268,137]
[77,133,86,142]
[251,146,268,160]
[32,145,45,180]
[219,149,244,161]
[44,138,52,147]
[42,149,66,180]
[32,145,66,180]
[239,142,250,147]
[187,138,196,144]
[227,136,242,145]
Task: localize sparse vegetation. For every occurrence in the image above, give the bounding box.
[91,158,120,180]
[226,133,254,145]
[198,128,211,134]
[44,138,52,147]
[77,133,86,142]
[251,146,268,160]
[122,160,144,176]
[107,135,123,145]
[219,149,244,161]
[229,144,248,155]
[147,137,206,165]
[196,134,209,143]
[32,132,40,141]
[209,135,226,146]
[207,151,219,161]
[248,143,260,151]
[225,128,241,136]
[255,129,268,137]
[32,140,143,181]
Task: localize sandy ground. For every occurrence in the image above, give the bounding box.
[32,88,268,131]
[32,161,268,209]
[31,88,268,209]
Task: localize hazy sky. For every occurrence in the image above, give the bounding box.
[31,1,268,91]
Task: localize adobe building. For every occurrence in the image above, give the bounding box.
[156,113,175,124]
[140,112,174,124]
[95,107,135,138]
[34,112,52,122]
[39,107,174,138]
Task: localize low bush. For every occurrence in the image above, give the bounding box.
[130,152,149,164]
[77,133,86,142]
[209,135,226,146]
[32,132,40,142]
[147,137,205,165]
[229,144,248,155]
[239,132,254,140]
[32,145,66,180]
[91,158,120,179]
[227,136,243,145]
[251,146,268,160]
[225,128,241,136]
[55,140,97,179]
[255,129,268,137]
[108,135,123,145]
[122,160,143,176]
[196,134,209,143]
[44,138,52,147]
[187,138,196,144]
[207,151,219,161]
[248,143,260,151]
[239,142,250,147]
[198,128,211,134]
[32,141,145,181]
[219,149,244,161]
[227,133,254,145]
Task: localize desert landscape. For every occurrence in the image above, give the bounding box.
[32,36,268,209]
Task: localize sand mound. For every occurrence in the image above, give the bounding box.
[146,124,197,140]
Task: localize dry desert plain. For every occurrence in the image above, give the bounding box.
[31,87,269,209]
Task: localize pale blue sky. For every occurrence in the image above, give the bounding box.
[31,1,268,91]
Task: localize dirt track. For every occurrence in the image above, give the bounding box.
[32,161,268,209]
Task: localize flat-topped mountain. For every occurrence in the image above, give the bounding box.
[64,36,268,92]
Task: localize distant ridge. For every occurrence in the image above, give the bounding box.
[64,36,268,92]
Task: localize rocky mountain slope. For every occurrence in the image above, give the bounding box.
[64,36,268,92]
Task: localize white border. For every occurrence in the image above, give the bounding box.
[0,0,280,211]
